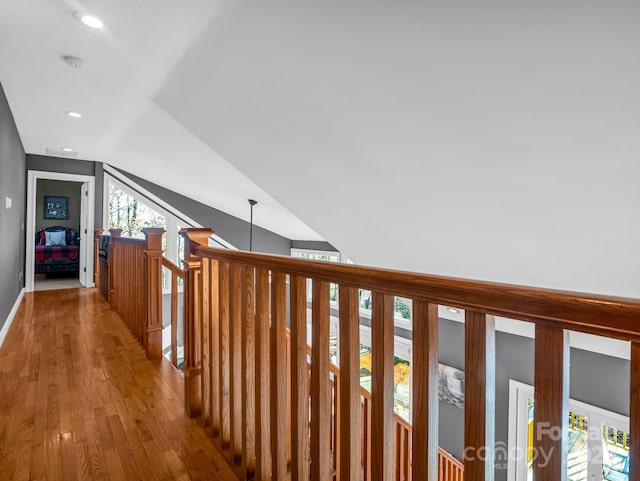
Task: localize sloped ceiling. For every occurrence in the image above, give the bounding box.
[1,1,639,297]
[154,1,640,297]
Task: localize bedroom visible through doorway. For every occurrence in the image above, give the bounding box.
[33,179,83,291]
[25,170,95,293]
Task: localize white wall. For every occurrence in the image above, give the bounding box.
[154,1,640,298]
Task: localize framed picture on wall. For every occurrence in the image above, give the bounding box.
[44,195,69,219]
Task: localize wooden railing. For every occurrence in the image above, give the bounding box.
[162,256,185,369]
[174,228,640,481]
[323,350,464,481]
[94,228,165,360]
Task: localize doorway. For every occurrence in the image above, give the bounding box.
[26,171,95,292]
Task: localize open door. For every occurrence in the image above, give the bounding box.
[79,181,89,286]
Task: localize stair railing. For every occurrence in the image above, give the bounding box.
[94,227,165,360]
[176,228,640,481]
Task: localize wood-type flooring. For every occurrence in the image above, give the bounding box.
[0,288,240,481]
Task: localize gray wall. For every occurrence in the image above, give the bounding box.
[0,83,26,327]
[112,167,292,255]
[437,318,629,481]
[26,155,103,231]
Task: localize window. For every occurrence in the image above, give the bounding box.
[108,183,166,238]
[292,249,341,303]
[508,380,629,481]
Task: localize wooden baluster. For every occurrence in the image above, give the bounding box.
[371,292,394,481]
[334,373,340,478]
[311,280,331,481]
[219,260,231,450]
[242,266,256,478]
[533,325,569,481]
[271,271,288,481]
[230,263,243,463]
[209,259,221,438]
[179,228,214,418]
[395,424,401,481]
[201,257,211,429]
[255,268,271,481]
[366,391,372,480]
[630,342,640,481]
[465,311,496,481]
[412,301,439,481]
[143,228,164,360]
[171,272,178,367]
[339,285,361,481]
[290,275,309,481]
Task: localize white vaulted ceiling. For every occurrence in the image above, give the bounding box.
[1,1,639,297]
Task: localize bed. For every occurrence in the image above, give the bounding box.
[35,226,80,273]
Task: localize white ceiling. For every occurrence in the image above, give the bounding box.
[2,0,639,298]
[0,0,322,240]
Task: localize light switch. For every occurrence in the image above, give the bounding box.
[5,197,11,209]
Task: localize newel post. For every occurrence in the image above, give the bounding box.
[108,229,122,309]
[180,227,215,418]
[94,229,104,287]
[143,228,165,360]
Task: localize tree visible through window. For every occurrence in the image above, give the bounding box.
[108,184,166,238]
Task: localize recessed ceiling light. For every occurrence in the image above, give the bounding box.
[65,111,82,118]
[447,307,460,314]
[73,11,104,29]
[61,147,73,152]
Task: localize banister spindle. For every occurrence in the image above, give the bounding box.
[201,257,212,429]
[209,259,221,438]
[630,342,640,481]
[412,301,439,481]
[242,266,256,477]
[371,292,394,481]
[465,311,495,481]
[255,268,271,481]
[338,285,361,481]
[230,263,243,463]
[171,272,178,367]
[271,271,288,481]
[311,280,331,481]
[290,275,309,481]
[218,260,231,449]
[533,325,569,481]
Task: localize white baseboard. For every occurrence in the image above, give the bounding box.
[0,288,25,349]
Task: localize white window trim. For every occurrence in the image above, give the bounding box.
[103,165,236,250]
[507,379,629,481]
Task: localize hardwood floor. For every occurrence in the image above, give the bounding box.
[0,288,240,481]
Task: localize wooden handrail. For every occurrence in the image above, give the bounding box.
[194,245,640,341]
[161,256,184,369]
[174,228,640,481]
[162,256,185,278]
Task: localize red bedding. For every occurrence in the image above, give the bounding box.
[35,245,79,262]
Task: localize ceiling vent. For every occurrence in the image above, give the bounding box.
[62,56,84,69]
[46,148,79,158]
